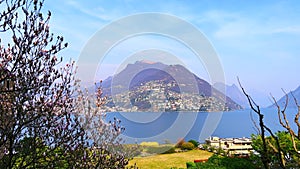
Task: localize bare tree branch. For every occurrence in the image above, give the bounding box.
[250,110,261,135]
[271,91,300,155]
[238,77,285,169]
[291,92,300,138]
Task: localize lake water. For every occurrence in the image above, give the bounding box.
[105,108,298,143]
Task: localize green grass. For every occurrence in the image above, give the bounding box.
[127,149,213,169]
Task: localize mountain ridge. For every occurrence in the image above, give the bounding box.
[269,85,300,108]
[99,61,242,112]
[214,82,249,108]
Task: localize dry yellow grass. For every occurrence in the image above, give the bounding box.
[127,150,212,169]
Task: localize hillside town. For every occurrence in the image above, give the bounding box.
[102,80,235,112]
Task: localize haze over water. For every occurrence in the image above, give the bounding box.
[106,108,297,143]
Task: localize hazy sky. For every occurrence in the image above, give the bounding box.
[43,0,300,106]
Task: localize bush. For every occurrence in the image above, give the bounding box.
[195,155,257,169]
[186,161,196,168]
[140,141,159,147]
[175,138,185,148]
[181,142,195,150]
[122,144,143,157]
[201,144,208,150]
[146,145,175,154]
[188,140,200,148]
[161,146,176,154]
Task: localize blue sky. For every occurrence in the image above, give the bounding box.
[43,0,300,106]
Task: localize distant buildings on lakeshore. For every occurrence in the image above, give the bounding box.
[102,80,234,112]
[202,136,253,157]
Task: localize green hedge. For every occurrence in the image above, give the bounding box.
[186,155,257,169]
[181,142,195,150]
[188,140,200,148]
[146,145,175,154]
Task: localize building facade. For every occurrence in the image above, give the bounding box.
[205,136,253,156]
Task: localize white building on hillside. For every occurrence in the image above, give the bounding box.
[205,136,253,156]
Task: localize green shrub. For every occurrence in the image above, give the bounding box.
[145,146,161,154]
[186,161,196,168]
[181,142,195,150]
[161,146,176,154]
[201,144,208,150]
[188,140,200,148]
[195,155,257,169]
[146,145,175,154]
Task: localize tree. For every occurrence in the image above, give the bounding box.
[0,1,135,168]
[251,131,300,168]
[175,138,185,148]
[0,0,87,168]
[239,78,300,168]
[181,142,195,150]
[188,139,200,148]
[271,91,300,156]
[73,82,130,168]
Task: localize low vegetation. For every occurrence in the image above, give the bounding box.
[127,149,212,169]
[187,155,257,169]
[126,139,213,168]
[188,140,200,148]
[181,142,195,150]
[133,142,176,156]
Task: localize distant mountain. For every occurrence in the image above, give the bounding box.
[270,85,300,108]
[100,60,242,112]
[214,83,249,108]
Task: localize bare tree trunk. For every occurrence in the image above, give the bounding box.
[272,91,300,155]
[238,78,285,169]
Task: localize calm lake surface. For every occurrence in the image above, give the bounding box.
[105,108,298,143]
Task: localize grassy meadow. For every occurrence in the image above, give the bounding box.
[127,149,213,169]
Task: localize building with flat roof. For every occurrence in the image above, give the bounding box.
[205,136,253,156]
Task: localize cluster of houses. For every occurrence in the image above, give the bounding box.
[202,136,254,157]
[102,80,232,112]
